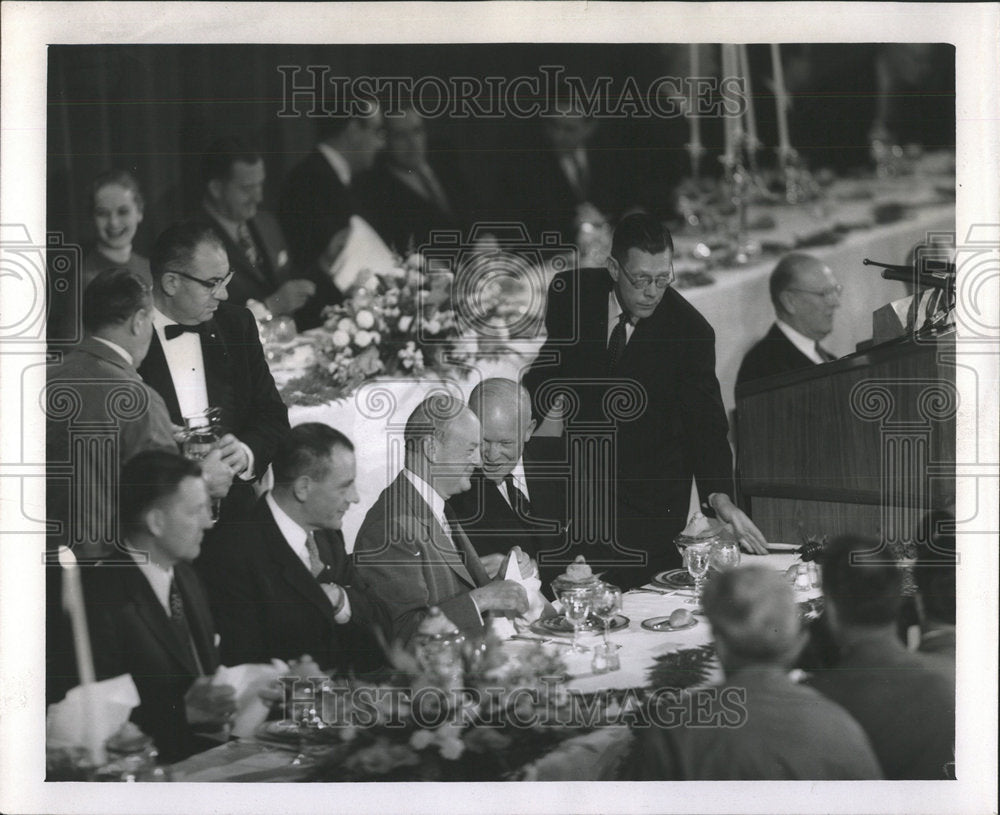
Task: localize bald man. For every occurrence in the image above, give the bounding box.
[448,378,568,585]
[736,253,843,386]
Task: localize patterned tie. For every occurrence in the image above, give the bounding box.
[815,342,836,363]
[504,474,532,518]
[607,310,631,374]
[305,531,326,579]
[168,577,203,675]
[236,221,261,272]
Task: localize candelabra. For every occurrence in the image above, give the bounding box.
[722,157,762,265]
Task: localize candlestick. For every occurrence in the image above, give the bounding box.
[720,45,736,166]
[738,44,759,152]
[770,43,792,158]
[685,44,705,179]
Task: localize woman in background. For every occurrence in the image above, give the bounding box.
[82,169,152,288]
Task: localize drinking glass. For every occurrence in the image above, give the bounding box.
[559,587,592,654]
[182,407,223,521]
[684,543,712,607]
[590,582,623,650]
[711,540,741,572]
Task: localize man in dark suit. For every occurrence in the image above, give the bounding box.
[524,213,766,589]
[197,137,316,327]
[277,103,385,327]
[137,221,289,525]
[736,253,842,386]
[196,423,389,676]
[354,394,530,644]
[448,378,567,588]
[808,535,956,780]
[358,105,470,254]
[80,451,236,763]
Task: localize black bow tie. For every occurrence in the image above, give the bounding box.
[164,323,205,340]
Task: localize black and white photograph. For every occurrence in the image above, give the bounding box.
[0,3,997,814]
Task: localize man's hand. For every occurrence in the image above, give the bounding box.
[200,448,234,499]
[265,279,316,316]
[710,494,768,554]
[184,677,236,726]
[479,553,505,579]
[217,433,250,476]
[470,580,529,615]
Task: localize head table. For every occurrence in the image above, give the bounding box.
[170,552,817,782]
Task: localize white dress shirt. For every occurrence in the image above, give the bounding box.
[496,458,531,509]
[776,319,825,365]
[607,292,637,345]
[92,335,134,367]
[265,492,351,622]
[317,143,352,187]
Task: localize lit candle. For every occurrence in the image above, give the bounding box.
[771,43,791,157]
[721,45,735,164]
[688,44,702,150]
[738,44,758,151]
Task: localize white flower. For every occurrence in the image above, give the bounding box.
[406,270,423,289]
[331,329,351,348]
[425,318,442,334]
[337,317,356,334]
[409,729,434,751]
[370,331,381,345]
[354,329,373,348]
[355,309,375,329]
[404,252,424,270]
[387,265,407,279]
[398,315,413,333]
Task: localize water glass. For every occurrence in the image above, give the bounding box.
[684,543,712,607]
[590,582,622,650]
[559,587,592,654]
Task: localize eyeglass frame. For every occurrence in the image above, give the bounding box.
[612,257,676,291]
[169,269,234,294]
[785,284,843,303]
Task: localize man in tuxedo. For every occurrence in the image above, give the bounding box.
[80,451,236,763]
[809,535,956,780]
[524,213,766,589]
[137,221,289,525]
[628,566,881,780]
[354,394,530,644]
[358,105,470,254]
[736,253,842,386]
[448,378,567,588]
[196,423,389,675]
[278,102,385,327]
[198,137,316,327]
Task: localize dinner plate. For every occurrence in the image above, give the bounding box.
[255,720,301,744]
[651,569,694,590]
[530,613,629,638]
[641,615,699,632]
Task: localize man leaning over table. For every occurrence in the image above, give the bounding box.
[627,565,882,780]
[523,212,767,590]
[736,252,842,386]
[353,394,532,644]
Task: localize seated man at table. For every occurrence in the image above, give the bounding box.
[354,394,530,644]
[448,378,567,588]
[628,565,882,780]
[196,423,390,675]
[80,450,236,763]
[808,534,956,780]
[736,252,842,386]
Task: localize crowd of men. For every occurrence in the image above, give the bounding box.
[45,101,953,779]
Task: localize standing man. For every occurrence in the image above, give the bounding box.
[80,451,236,763]
[198,137,316,327]
[196,424,390,675]
[278,101,385,326]
[448,378,567,587]
[354,394,530,644]
[736,253,842,386]
[138,221,289,525]
[524,213,766,589]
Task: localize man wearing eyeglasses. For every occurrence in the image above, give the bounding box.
[524,213,766,589]
[736,253,842,386]
[138,221,290,525]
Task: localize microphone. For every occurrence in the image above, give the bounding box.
[862,258,954,291]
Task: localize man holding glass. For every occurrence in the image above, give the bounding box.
[524,213,766,589]
[138,221,289,525]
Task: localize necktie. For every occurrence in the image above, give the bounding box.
[815,343,836,363]
[504,474,532,518]
[168,577,204,675]
[607,310,631,373]
[164,322,205,340]
[236,221,261,272]
[416,165,452,215]
[305,531,326,579]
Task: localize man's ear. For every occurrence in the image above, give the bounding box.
[128,307,149,337]
[292,475,311,503]
[144,506,165,538]
[161,273,179,296]
[606,255,620,282]
[421,434,437,463]
[207,178,223,203]
[778,289,796,316]
[523,417,537,442]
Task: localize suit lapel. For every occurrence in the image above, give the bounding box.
[199,319,232,422]
[174,563,218,674]
[397,475,476,588]
[139,335,182,424]
[125,564,199,675]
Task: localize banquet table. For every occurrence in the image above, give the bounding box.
[169,552,816,782]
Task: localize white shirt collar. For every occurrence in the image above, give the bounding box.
[607,291,637,343]
[494,458,530,507]
[776,319,824,365]
[317,143,352,187]
[403,468,447,530]
[265,492,312,569]
[91,335,134,367]
[129,547,174,615]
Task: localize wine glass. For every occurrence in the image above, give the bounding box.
[559,587,592,654]
[590,582,623,651]
[684,542,712,607]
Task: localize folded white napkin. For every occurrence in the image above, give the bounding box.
[329,215,396,291]
[490,551,554,640]
[212,660,287,739]
[46,674,140,760]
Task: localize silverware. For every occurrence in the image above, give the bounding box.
[510,635,588,651]
[627,587,674,596]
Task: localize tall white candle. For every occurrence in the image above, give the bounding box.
[721,45,734,163]
[728,45,744,152]
[688,44,702,150]
[771,43,791,156]
[738,44,758,150]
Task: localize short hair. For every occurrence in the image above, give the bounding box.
[404,392,467,454]
[201,136,262,186]
[271,423,354,486]
[82,268,152,333]
[703,565,802,665]
[149,221,225,282]
[119,450,202,527]
[769,253,818,312]
[89,169,144,214]
[915,509,957,624]
[610,212,674,266]
[820,534,904,626]
[468,378,531,422]
[315,97,380,141]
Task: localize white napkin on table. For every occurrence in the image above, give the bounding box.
[211,659,288,739]
[329,215,396,292]
[46,674,140,751]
